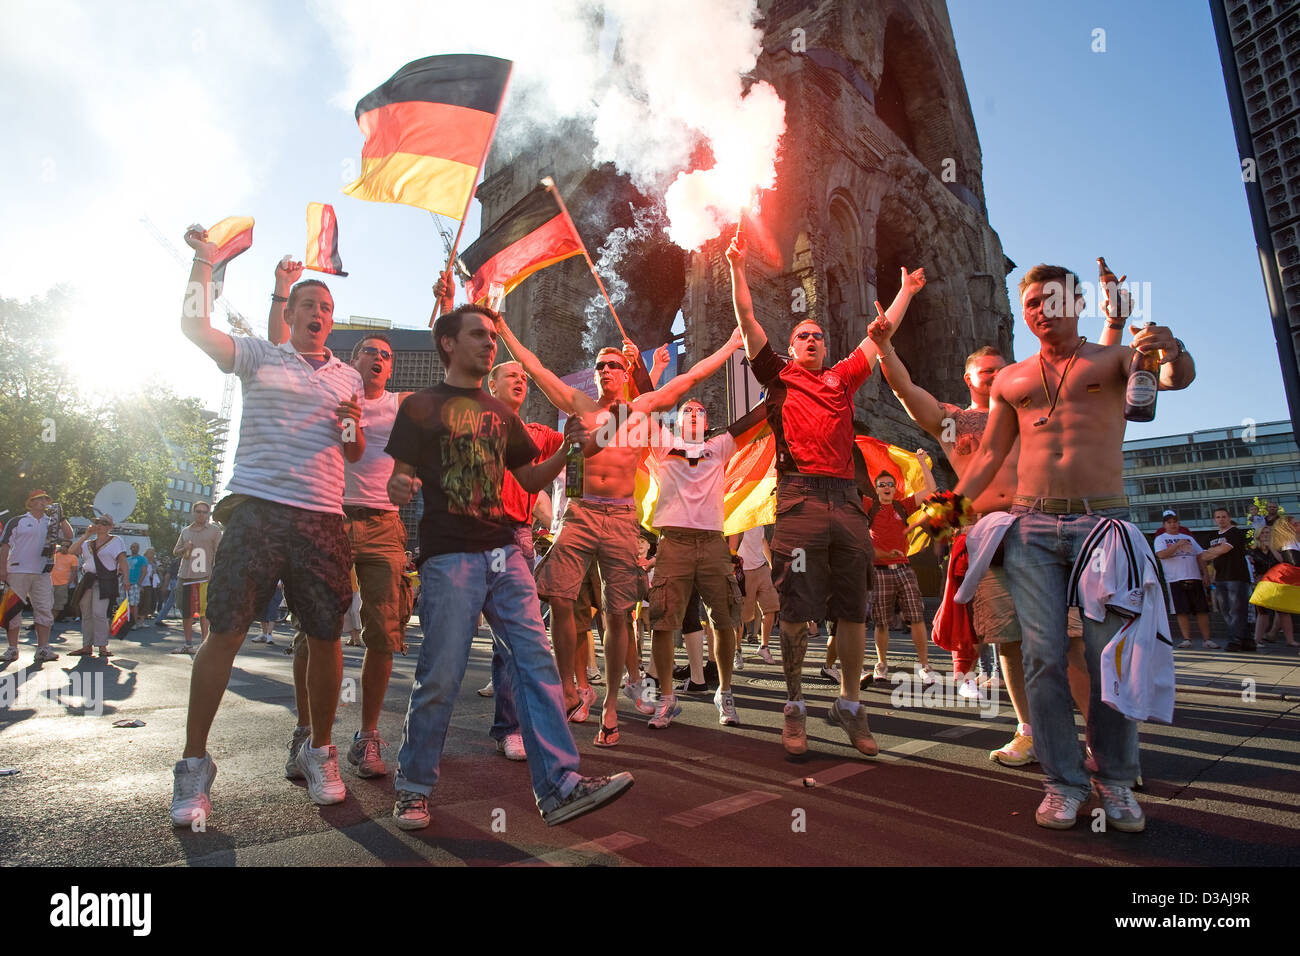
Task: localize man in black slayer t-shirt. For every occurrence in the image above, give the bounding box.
[1198,507,1254,651]
[383,300,633,831]
[727,234,925,759]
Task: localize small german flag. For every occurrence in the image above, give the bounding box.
[110,598,130,636]
[0,588,25,629]
[206,215,254,296]
[304,203,348,277]
[343,54,511,218]
[457,180,585,305]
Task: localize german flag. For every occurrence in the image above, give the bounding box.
[342,54,511,218]
[721,405,776,537]
[304,203,348,277]
[1250,563,1300,614]
[458,181,585,305]
[110,598,130,636]
[0,588,25,629]
[855,436,932,555]
[206,215,254,296]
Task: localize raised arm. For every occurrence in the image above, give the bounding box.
[726,238,767,359]
[491,312,596,416]
[635,327,743,413]
[647,343,671,388]
[267,257,303,345]
[181,226,236,372]
[867,312,947,436]
[914,449,937,496]
[953,379,1020,504]
[857,267,924,367]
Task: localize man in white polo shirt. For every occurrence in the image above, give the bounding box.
[1,489,73,663]
[170,227,365,827]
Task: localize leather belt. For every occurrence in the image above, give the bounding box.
[343,505,393,520]
[1012,494,1128,515]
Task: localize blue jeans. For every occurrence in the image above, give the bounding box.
[395,545,580,812]
[1001,507,1140,800]
[1214,580,1250,645]
[489,525,536,741]
[155,579,179,620]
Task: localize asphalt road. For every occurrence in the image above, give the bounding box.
[1,613,1297,869]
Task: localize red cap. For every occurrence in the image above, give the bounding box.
[26,489,51,504]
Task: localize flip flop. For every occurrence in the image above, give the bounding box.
[594,724,620,747]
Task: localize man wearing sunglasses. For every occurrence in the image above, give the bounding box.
[492,313,743,746]
[266,313,416,784]
[727,234,925,758]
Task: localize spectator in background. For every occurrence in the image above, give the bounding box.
[1154,509,1218,650]
[1,490,73,664]
[1247,503,1266,536]
[1199,507,1253,652]
[125,543,148,629]
[171,502,222,654]
[154,554,181,626]
[1250,526,1297,647]
[67,515,129,660]
[140,548,160,619]
[51,543,80,622]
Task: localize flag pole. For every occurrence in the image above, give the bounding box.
[542,176,629,341]
[429,64,514,327]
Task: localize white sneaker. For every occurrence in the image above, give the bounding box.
[285,726,311,780]
[916,665,938,686]
[757,646,775,665]
[346,731,388,778]
[623,679,655,716]
[819,665,841,683]
[1,646,19,664]
[170,755,217,827]
[647,695,682,730]
[714,687,740,726]
[956,677,981,700]
[872,661,889,681]
[296,742,346,805]
[1095,782,1146,832]
[496,732,527,761]
[34,646,59,663]
[1035,790,1084,829]
[477,679,494,697]
[733,648,745,671]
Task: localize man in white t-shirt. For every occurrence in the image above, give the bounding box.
[170,231,365,828]
[730,524,778,666]
[1,489,73,663]
[1153,509,1217,650]
[644,399,745,729]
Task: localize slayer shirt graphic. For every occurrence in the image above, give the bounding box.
[386,383,539,559]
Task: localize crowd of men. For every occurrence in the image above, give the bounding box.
[6,221,1238,839]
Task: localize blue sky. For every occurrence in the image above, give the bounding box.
[0,0,1285,449]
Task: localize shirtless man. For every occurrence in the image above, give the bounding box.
[492,315,742,745]
[867,321,1119,763]
[952,263,1194,831]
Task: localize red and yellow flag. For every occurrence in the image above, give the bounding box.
[343,54,512,218]
[1250,563,1300,614]
[0,588,24,629]
[109,598,130,636]
[304,203,348,276]
[855,435,932,555]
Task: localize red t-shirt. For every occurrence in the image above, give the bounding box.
[869,494,917,566]
[502,421,563,525]
[750,343,872,479]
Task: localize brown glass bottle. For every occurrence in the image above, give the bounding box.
[1097,256,1121,322]
[1124,320,1159,422]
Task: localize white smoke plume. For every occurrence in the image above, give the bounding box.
[311,0,786,250]
[582,203,667,354]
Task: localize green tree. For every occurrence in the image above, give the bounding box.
[0,288,217,545]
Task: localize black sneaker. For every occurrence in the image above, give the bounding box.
[676,677,710,694]
[672,664,691,680]
[542,772,634,826]
[702,660,719,686]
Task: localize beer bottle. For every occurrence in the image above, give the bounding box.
[1097,257,1121,321]
[565,441,584,499]
[1124,320,1159,422]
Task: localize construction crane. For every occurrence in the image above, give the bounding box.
[139,216,256,497]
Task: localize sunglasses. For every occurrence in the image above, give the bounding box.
[794,331,825,341]
[595,361,627,372]
[875,483,896,489]
[359,345,392,360]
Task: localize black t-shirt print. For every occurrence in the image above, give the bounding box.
[386,383,538,558]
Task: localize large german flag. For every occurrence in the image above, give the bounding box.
[342,54,511,218]
[1250,563,1300,614]
[304,203,348,277]
[458,181,585,305]
[721,405,776,536]
[855,435,932,555]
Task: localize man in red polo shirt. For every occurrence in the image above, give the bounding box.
[727,236,925,757]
